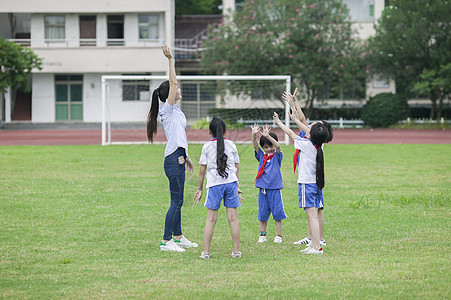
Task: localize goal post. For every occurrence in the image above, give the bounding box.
[101,75,291,145]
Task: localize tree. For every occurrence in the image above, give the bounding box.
[175,0,222,15]
[368,0,451,119]
[200,0,367,117]
[0,37,42,94]
[412,63,451,119]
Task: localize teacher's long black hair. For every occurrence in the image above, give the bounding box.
[209,117,229,179]
[146,80,169,143]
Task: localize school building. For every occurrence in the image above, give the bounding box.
[0,0,393,125]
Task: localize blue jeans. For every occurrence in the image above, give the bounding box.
[163,147,186,240]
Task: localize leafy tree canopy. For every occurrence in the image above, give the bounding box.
[200,0,368,116]
[176,0,222,15]
[0,37,42,94]
[368,0,451,118]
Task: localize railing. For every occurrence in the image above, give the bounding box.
[174,23,220,60]
[238,118,364,129]
[8,38,165,48]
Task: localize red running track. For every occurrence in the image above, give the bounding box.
[0,128,450,146]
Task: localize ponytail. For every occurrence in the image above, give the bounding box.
[146,81,169,143]
[316,146,325,190]
[209,117,228,178]
[146,89,159,142]
[310,123,330,190]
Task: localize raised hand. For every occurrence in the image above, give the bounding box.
[251,123,260,135]
[273,112,280,122]
[162,45,173,59]
[282,91,294,105]
[261,124,271,137]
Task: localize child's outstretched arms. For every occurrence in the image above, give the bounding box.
[251,123,260,153]
[261,124,281,154]
[273,112,297,140]
[193,165,207,205]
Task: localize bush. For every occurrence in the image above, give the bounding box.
[361,93,410,128]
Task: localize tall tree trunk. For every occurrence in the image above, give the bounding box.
[429,91,437,119]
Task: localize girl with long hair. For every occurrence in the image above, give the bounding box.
[146,46,197,252]
[273,111,330,254]
[282,88,333,247]
[193,117,244,259]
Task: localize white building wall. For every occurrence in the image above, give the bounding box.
[83,74,102,122]
[0,0,171,13]
[32,74,55,122]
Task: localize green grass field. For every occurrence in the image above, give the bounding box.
[0,144,450,299]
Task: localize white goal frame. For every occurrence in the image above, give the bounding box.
[101,75,291,145]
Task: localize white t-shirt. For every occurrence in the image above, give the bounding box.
[159,102,188,157]
[294,136,318,184]
[199,139,240,188]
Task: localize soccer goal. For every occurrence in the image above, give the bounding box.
[101,75,291,145]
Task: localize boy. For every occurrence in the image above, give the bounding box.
[252,124,287,243]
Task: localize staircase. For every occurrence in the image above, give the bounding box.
[175,15,222,60]
[12,91,32,121]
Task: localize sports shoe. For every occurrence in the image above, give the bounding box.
[231,251,242,258]
[258,236,267,243]
[199,251,210,259]
[294,237,311,245]
[160,240,185,252]
[304,247,323,254]
[300,245,312,253]
[174,236,198,248]
[274,236,282,243]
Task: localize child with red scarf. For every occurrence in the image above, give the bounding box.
[252,124,286,244]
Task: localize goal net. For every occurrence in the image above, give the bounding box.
[101,75,291,145]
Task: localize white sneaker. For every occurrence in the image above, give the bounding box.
[294,237,311,245]
[160,240,185,252]
[300,245,313,253]
[174,236,198,248]
[304,247,323,254]
[258,236,267,243]
[274,236,282,243]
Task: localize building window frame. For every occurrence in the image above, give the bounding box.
[44,15,65,41]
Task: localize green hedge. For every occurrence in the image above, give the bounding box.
[362,93,410,128]
[207,105,450,124]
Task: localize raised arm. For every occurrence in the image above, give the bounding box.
[193,164,207,205]
[251,123,261,153]
[261,124,281,154]
[292,91,308,126]
[273,112,297,140]
[162,45,178,107]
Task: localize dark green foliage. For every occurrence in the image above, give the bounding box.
[175,0,222,15]
[0,37,42,94]
[368,0,451,118]
[361,93,410,128]
[201,0,368,117]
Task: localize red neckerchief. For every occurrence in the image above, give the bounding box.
[256,152,275,181]
[293,138,318,172]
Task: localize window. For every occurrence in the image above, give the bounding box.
[139,15,159,39]
[45,16,65,40]
[107,15,124,46]
[342,0,374,22]
[122,80,150,101]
